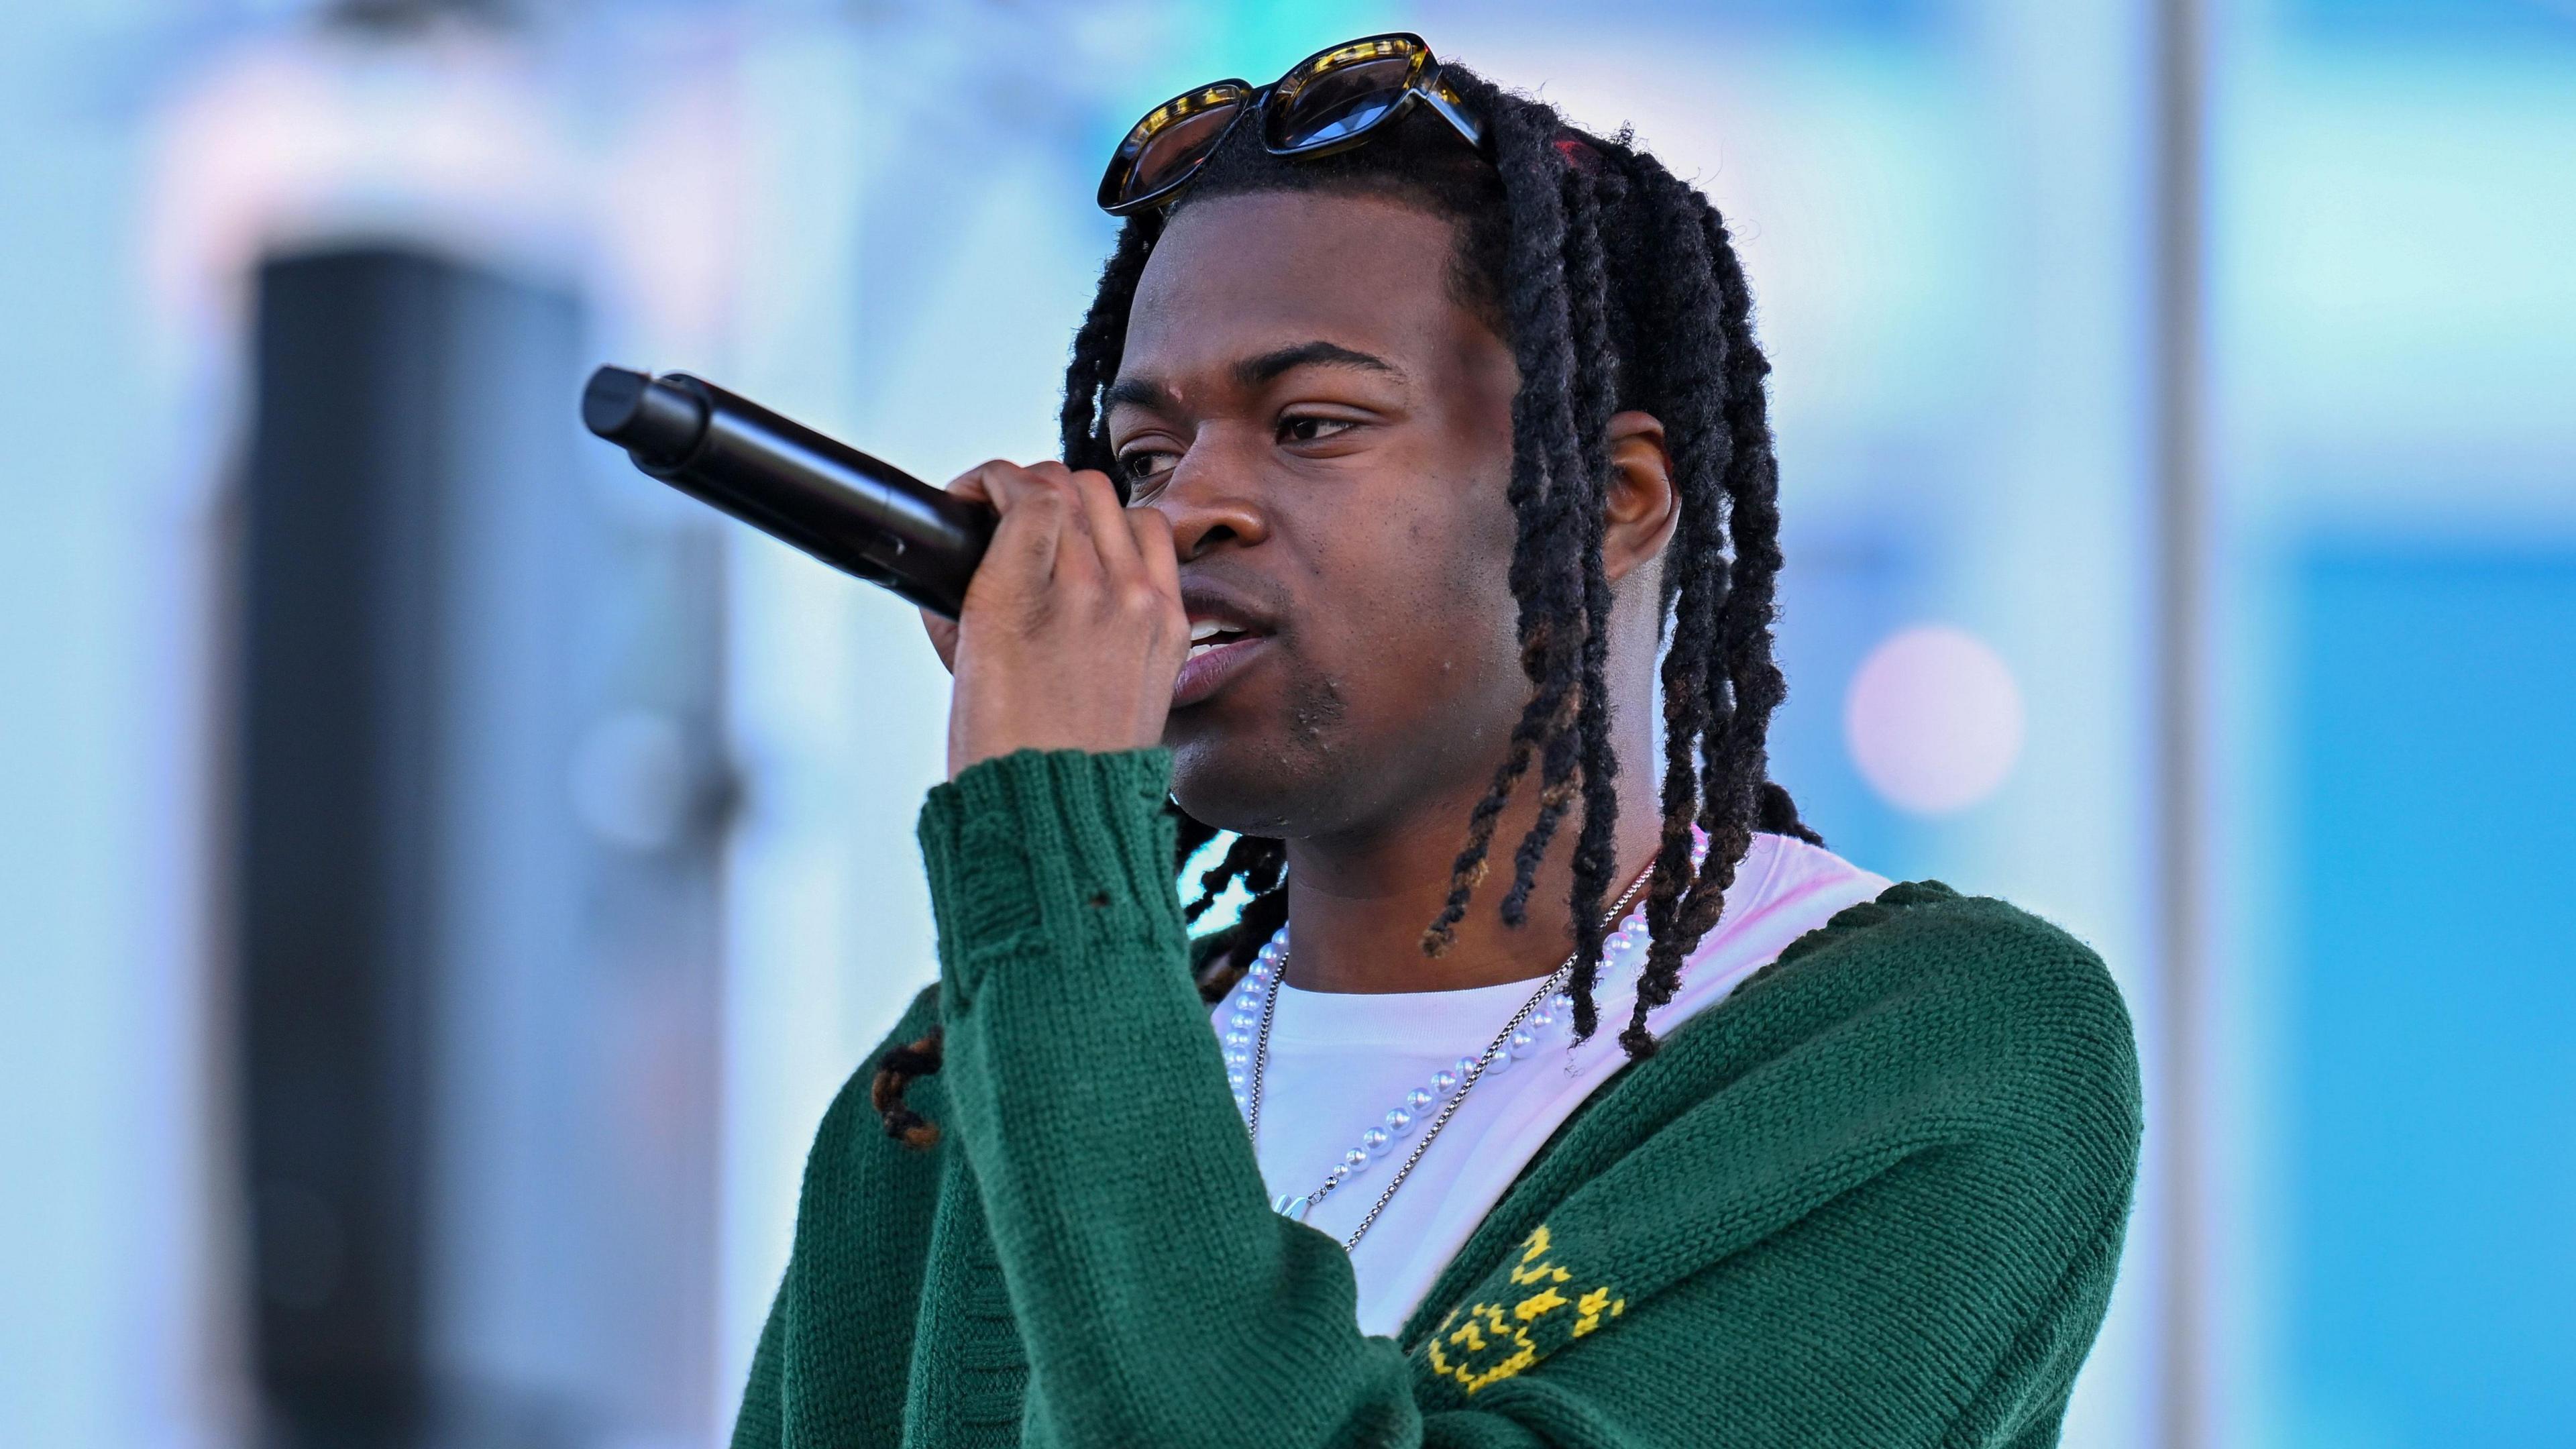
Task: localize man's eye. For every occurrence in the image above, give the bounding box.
[1120,450,1177,485]
[1280,415,1356,445]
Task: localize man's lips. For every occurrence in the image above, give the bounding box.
[1173,578,1282,709]
[1172,616,1271,708]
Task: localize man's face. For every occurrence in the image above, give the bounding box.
[1111,190,1526,840]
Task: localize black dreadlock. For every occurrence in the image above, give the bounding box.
[873,65,1821,1142]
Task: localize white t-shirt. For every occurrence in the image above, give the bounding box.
[1210,832,1891,1338]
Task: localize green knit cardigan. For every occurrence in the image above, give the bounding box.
[732,749,2141,1448]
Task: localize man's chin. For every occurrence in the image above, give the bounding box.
[1165,734,1309,837]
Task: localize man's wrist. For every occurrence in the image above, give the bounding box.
[920,747,1181,1010]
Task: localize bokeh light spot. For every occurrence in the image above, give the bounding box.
[1843,624,2026,816]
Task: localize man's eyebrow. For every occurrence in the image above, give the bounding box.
[1103,376,1176,414]
[1233,340,1401,389]
[1103,341,1403,417]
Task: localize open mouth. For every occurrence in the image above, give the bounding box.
[1173,606,1275,708]
[1173,578,1283,709]
[1188,619,1256,661]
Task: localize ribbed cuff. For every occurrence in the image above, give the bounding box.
[916,748,1182,1010]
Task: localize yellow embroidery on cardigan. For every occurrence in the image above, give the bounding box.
[1507,1223,1570,1287]
[1419,1223,1628,1395]
[1425,1309,1457,1379]
[1460,1332,1539,1393]
[1514,1286,1568,1321]
[1572,1286,1627,1338]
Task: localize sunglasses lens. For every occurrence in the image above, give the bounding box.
[1104,85,1246,211]
[1273,44,1420,152]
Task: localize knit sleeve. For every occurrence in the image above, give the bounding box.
[916,748,1408,1445]
[924,750,1705,1448]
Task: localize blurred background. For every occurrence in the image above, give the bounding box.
[3,1,2569,1446]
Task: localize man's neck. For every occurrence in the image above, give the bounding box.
[1274,783,1664,996]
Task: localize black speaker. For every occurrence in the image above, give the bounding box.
[230,246,729,1448]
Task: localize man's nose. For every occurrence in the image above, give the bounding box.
[1153,442,1270,561]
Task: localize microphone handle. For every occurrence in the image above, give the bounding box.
[596,368,995,618]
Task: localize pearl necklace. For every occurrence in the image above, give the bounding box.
[1222,863,1658,1253]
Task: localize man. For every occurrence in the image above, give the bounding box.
[739,36,2139,1448]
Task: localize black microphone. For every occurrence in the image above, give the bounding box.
[582,366,995,618]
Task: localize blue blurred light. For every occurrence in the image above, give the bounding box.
[2284,545,2576,1444]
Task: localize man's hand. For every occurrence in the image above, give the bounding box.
[920,460,1185,779]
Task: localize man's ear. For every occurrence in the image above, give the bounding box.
[1603,410,1678,585]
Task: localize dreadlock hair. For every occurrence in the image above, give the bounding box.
[872,64,1823,1144]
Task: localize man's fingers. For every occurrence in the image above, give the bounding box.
[933,460,1181,777]
[977,462,1091,535]
[1128,505,1181,604]
[951,460,1079,519]
[983,467,1070,581]
[943,463,998,508]
[919,607,960,675]
[1069,468,1143,577]
[959,460,1097,597]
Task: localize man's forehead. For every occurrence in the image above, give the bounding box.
[1112,195,1499,410]
[1144,189,1458,283]
[1128,195,1459,329]
[1123,273,1440,368]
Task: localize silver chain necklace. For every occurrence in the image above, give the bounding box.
[1242,865,1654,1252]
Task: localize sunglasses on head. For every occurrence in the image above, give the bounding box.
[1097,33,1485,217]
